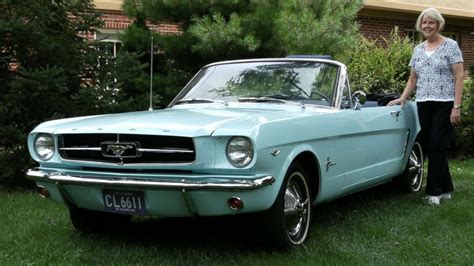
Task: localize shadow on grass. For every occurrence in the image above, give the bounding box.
[314,182,406,220]
[72,214,271,252]
[71,182,409,251]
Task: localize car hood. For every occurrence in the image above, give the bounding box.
[32,104,332,137]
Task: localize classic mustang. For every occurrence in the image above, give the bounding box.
[27,56,424,249]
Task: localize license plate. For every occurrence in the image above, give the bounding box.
[102,189,146,215]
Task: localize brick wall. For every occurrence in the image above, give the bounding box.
[97,10,473,71]
[460,31,474,70]
[358,15,414,42]
[98,10,181,34]
[357,14,474,71]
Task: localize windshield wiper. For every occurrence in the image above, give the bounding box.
[262,94,307,101]
[237,97,300,105]
[175,98,228,105]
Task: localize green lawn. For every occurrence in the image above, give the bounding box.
[1,159,473,265]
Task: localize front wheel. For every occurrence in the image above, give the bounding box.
[399,141,424,193]
[261,162,312,249]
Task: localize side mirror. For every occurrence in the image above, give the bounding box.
[352,90,366,110]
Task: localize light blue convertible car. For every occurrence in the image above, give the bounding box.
[27,56,423,249]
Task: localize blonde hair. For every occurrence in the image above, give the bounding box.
[415,7,445,32]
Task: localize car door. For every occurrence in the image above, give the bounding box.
[337,80,409,190]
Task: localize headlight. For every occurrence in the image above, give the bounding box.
[226,136,254,168]
[34,134,55,161]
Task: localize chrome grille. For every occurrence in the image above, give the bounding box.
[58,134,195,164]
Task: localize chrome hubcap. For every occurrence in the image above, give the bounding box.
[284,172,310,244]
[408,142,423,192]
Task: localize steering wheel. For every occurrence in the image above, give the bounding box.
[310,90,331,103]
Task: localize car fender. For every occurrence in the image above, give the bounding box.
[269,143,321,205]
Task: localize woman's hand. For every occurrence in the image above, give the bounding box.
[450,108,461,125]
[387,98,405,107]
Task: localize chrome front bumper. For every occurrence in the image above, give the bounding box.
[26,168,275,191]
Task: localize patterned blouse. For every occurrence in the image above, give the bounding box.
[409,38,463,102]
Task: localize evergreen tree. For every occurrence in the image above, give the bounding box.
[0,0,103,187]
[0,0,365,187]
[121,0,364,107]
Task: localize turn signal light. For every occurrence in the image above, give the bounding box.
[228,196,244,211]
[37,186,50,198]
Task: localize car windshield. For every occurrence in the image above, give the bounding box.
[172,61,339,107]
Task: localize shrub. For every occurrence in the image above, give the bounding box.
[344,27,414,95]
[345,30,472,156]
[452,67,473,156]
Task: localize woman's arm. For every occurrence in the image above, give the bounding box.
[450,63,464,125]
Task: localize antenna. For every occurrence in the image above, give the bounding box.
[148,35,154,112]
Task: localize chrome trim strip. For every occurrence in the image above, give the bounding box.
[59,157,196,166]
[60,147,101,151]
[402,129,410,158]
[138,148,194,154]
[181,189,198,216]
[26,169,275,191]
[59,147,194,154]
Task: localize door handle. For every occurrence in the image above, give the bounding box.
[390,110,401,121]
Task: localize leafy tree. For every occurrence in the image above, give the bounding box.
[0,0,104,187]
[121,0,364,107]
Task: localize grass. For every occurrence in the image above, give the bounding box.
[1,159,473,265]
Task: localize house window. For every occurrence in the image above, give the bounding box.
[98,40,122,57]
[443,32,459,42]
[406,29,459,43]
[95,30,122,66]
[94,30,123,93]
[406,30,422,43]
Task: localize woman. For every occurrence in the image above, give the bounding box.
[388,7,464,205]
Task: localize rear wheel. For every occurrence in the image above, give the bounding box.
[262,162,312,249]
[399,141,424,193]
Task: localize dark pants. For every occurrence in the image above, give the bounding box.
[417,101,454,196]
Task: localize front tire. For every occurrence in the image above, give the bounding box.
[262,162,312,249]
